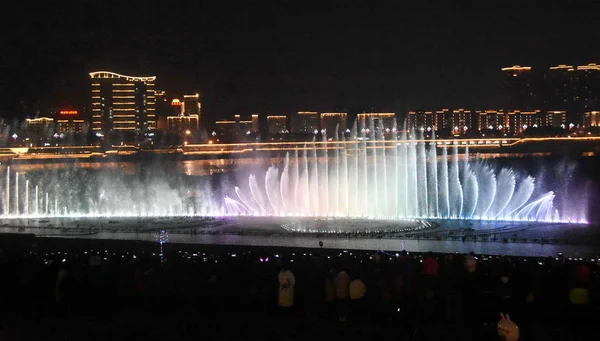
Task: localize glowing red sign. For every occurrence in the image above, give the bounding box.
[60,110,78,115]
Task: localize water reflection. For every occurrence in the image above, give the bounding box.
[1,226,594,258]
[0,152,596,178]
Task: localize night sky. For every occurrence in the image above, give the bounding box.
[1,0,600,122]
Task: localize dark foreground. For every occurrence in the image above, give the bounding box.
[0,234,598,341]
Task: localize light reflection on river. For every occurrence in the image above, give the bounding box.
[2,227,595,258]
[0,152,586,177]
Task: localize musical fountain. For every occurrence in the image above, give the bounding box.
[0,118,589,238]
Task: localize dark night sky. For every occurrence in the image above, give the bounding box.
[1,0,600,122]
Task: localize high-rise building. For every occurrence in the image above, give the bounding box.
[56,110,86,135]
[433,109,450,131]
[320,113,347,137]
[266,115,288,135]
[449,109,476,135]
[406,111,434,131]
[166,115,200,134]
[545,110,567,128]
[477,109,507,132]
[214,115,257,141]
[572,63,600,124]
[291,112,320,134]
[543,65,574,112]
[25,117,54,145]
[234,114,254,138]
[215,120,236,140]
[182,94,201,130]
[183,94,201,115]
[505,110,541,135]
[155,90,170,117]
[251,114,260,133]
[583,111,600,127]
[501,65,536,110]
[89,71,156,137]
[357,113,395,133]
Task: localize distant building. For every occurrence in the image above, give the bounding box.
[56,110,86,135]
[214,115,256,141]
[434,109,450,131]
[251,114,260,133]
[357,113,395,135]
[506,110,541,135]
[501,65,536,111]
[234,114,254,139]
[215,120,235,140]
[320,113,347,136]
[406,111,434,132]
[543,65,574,112]
[266,115,288,135]
[25,117,54,145]
[155,90,170,117]
[545,110,567,128]
[166,115,200,134]
[571,63,600,125]
[291,112,320,134]
[477,109,507,132]
[583,111,600,127]
[89,71,156,137]
[183,94,201,115]
[449,109,476,135]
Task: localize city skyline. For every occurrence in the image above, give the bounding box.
[2,1,600,121]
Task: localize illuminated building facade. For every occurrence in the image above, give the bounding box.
[433,109,450,131]
[572,63,600,123]
[545,110,567,128]
[543,65,574,112]
[154,90,170,117]
[502,65,536,111]
[89,71,156,137]
[584,111,600,127]
[234,115,254,138]
[215,120,235,139]
[267,115,288,135]
[505,110,541,135]
[406,111,434,131]
[183,94,201,115]
[320,113,347,136]
[214,115,257,141]
[449,109,476,135]
[477,110,507,132]
[166,115,200,134]
[56,110,86,134]
[251,114,260,133]
[291,112,320,134]
[25,117,54,145]
[357,113,395,133]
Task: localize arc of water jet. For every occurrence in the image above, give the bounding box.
[235,186,259,215]
[503,176,535,219]
[265,166,281,215]
[249,174,267,215]
[492,169,516,219]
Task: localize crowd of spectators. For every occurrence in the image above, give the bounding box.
[0,239,598,340]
